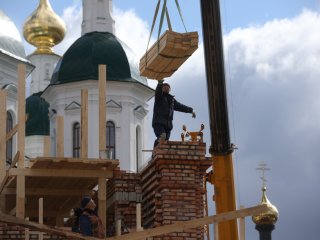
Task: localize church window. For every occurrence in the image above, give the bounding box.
[73,122,80,158]
[6,111,13,164]
[106,121,115,159]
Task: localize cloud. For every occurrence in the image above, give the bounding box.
[221,9,320,239]
[54,4,82,55]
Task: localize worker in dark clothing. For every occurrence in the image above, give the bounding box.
[79,196,105,239]
[152,80,196,147]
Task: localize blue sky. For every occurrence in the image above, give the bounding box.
[1,1,320,240]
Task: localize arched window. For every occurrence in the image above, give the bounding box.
[136,126,142,172]
[73,122,80,158]
[6,112,13,164]
[106,121,115,159]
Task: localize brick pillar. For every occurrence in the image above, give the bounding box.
[106,170,142,236]
[141,141,211,240]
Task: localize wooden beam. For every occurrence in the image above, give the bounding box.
[0,90,6,185]
[3,188,92,197]
[239,205,245,240]
[39,198,44,240]
[43,136,50,157]
[106,205,269,240]
[0,151,20,194]
[98,177,107,231]
[136,203,142,230]
[17,64,25,168]
[0,212,98,240]
[56,116,64,157]
[9,168,113,178]
[81,89,88,158]
[98,64,106,157]
[6,124,17,142]
[116,219,121,236]
[0,205,269,240]
[16,63,26,219]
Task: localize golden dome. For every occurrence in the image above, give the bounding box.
[252,187,279,225]
[23,0,66,54]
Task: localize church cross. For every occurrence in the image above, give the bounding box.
[256,161,270,188]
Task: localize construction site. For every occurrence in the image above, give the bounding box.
[0,0,278,239]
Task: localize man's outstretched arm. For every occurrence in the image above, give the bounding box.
[174,100,196,118]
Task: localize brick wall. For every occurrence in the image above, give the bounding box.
[106,170,142,236]
[140,141,211,240]
[0,222,72,240]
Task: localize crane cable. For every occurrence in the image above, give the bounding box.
[222,0,242,206]
[146,0,188,53]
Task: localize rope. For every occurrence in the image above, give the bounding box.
[174,0,187,32]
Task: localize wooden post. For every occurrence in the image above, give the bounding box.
[136,203,142,231]
[39,198,44,240]
[214,223,219,240]
[0,90,6,184]
[81,89,88,158]
[98,65,106,158]
[98,177,107,233]
[116,218,121,236]
[56,116,64,157]
[239,205,245,240]
[16,64,26,219]
[43,136,51,157]
[56,214,64,227]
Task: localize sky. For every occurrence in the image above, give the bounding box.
[1,0,320,239]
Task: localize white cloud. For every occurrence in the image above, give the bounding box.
[221,9,320,240]
[54,4,82,55]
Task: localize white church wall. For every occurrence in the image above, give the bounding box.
[28,54,60,94]
[42,80,152,172]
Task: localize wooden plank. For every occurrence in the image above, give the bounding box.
[43,136,50,157]
[56,116,64,157]
[81,89,88,158]
[106,205,269,240]
[140,30,198,80]
[9,168,113,178]
[3,188,92,197]
[17,64,25,168]
[6,124,18,141]
[0,90,6,185]
[0,205,269,240]
[16,176,25,218]
[0,212,98,240]
[99,65,107,157]
[98,177,107,232]
[16,63,26,219]
[30,156,119,167]
[39,198,44,240]
[116,219,121,236]
[239,205,245,240]
[136,203,142,230]
[0,151,20,194]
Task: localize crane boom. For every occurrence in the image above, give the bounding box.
[200,0,239,239]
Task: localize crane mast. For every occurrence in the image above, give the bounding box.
[200,0,239,239]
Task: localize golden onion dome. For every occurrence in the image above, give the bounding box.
[23,0,66,54]
[252,187,279,225]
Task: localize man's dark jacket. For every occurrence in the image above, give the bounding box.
[152,82,193,130]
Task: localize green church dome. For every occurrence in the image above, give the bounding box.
[26,92,50,136]
[51,31,148,86]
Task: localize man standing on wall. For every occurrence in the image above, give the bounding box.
[152,80,196,147]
